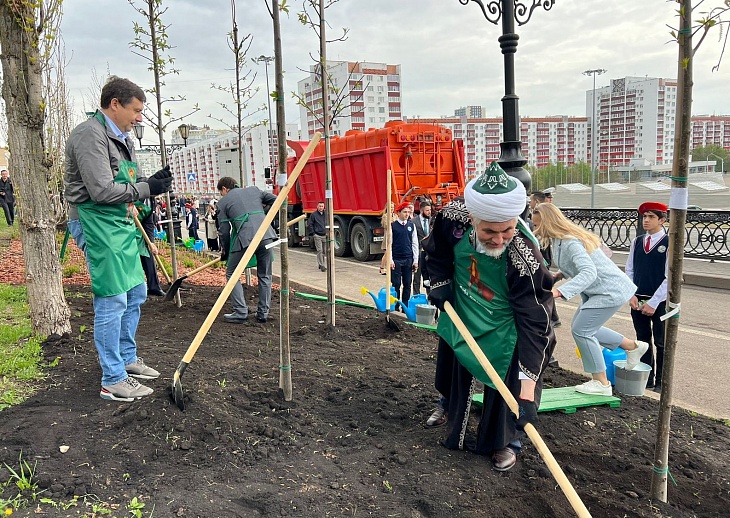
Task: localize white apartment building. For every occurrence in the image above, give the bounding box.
[165,123,302,195]
[298,61,402,139]
[416,115,588,179]
[691,115,730,151]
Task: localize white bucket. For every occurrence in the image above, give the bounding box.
[613,360,651,396]
[415,304,437,325]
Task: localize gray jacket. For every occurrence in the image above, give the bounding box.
[64,112,151,220]
[552,237,636,309]
[217,186,277,253]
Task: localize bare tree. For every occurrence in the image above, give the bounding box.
[0,0,71,336]
[209,0,263,188]
[651,0,730,503]
[128,0,199,307]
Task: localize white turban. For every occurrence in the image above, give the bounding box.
[464,161,527,222]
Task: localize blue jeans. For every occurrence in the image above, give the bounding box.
[571,304,625,374]
[69,219,147,385]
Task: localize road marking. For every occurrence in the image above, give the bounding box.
[555,302,730,342]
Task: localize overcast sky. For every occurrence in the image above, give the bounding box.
[9,1,730,145]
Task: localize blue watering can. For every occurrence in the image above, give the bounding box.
[361,286,397,312]
[402,294,428,322]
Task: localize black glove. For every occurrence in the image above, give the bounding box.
[428,281,453,311]
[147,165,172,195]
[514,397,538,432]
[220,248,229,262]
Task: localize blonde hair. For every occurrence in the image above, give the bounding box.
[532,203,601,253]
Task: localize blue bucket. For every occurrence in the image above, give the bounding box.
[603,347,627,385]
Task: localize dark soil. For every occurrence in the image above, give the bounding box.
[1,283,729,517]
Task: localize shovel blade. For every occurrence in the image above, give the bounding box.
[170,362,188,410]
[163,276,186,302]
[385,311,401,332]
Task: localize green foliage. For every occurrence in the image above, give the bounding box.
[126,496,145,518]
[691,144,728,172]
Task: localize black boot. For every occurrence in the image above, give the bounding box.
[653,347,664,391]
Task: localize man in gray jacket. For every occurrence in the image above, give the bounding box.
[216,176,277,323]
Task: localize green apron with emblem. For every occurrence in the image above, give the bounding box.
[221,211,264,268]
[436,229,517,390]
[77,112,145,297]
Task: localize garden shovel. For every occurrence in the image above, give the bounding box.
[442,301,591,518]
[171,132,322,410]
[163,257,221,302]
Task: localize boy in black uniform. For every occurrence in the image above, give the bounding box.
[625,202,668,390]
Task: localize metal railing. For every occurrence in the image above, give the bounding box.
[561,208,730,261]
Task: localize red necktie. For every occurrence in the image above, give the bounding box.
[644,235,651,253]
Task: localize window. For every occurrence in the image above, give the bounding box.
[378,107,385,113]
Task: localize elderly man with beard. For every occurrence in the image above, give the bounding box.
[423,161,556,472]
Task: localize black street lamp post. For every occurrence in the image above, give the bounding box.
[255,55,276,171]
[132,123,189,155]
[459,0,553,207]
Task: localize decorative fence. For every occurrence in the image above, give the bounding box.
[560,209,730,261]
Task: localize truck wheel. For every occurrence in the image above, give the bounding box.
[333,216,351,257]
[350,222,375,262]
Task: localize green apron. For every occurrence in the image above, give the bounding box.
[77,112,145,296]
[436,229,517,390]
[221,211,264,268]
[134,201,152,258]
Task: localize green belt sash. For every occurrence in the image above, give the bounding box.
[221,210,264,268]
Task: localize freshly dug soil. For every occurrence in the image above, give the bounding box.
[1,283,729,517]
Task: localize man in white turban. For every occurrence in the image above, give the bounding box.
[422,161,556,472]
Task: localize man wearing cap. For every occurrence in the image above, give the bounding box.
[625,202,668,390]
[388,201,419,311]
[423,161,556,471]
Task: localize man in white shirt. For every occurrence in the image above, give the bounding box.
[625,202,668,390]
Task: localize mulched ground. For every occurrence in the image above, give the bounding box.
[1,284,729,517]
[1,238,729,517]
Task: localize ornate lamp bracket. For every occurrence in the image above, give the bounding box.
[459,0,554,25]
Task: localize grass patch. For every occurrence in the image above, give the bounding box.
[0,284,47,411]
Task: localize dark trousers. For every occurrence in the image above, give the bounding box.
[140,254,161,293]
[0,198,13,225]
[412,248,429,295]
[391,257,413,310]
[630,301,666,385]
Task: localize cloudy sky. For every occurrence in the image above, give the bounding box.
[15,1,730,144]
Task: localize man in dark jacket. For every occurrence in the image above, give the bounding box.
[216,176,277,323]
[307,200,327,271]
[0,168,14,226]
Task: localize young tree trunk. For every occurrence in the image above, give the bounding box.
[273,0,292,401]
[650,0,692,502]
[0,2,71,337]
[319,0,336,327]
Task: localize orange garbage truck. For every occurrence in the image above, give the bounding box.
[285,120,465,261]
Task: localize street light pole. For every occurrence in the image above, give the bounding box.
[256,55,276,171]
[708,152,724,174]
[460,0,554,216]
[583,68,607,208]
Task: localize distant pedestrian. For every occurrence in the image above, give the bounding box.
[307,200,327,272]
[204,201,220,251]
[388,202,418,311]
[186,203,200,241]
[412,200,432,295]
[626,202,669,391]
[0,168,15,226]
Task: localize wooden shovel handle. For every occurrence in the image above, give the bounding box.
[133,213,172,284]
[443,301,591,518]
[178,132,322,365]
[180,258,221,279]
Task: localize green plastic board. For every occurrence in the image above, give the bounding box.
[404,321,438,332]
[472,386,620,414]
[293,291,374,310]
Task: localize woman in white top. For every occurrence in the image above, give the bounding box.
[532,203,648,396]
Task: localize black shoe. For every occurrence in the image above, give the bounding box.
[224,313,248,323]
[256,316,268,323]
[548,356,559,368]
[148,288,166,297]
[551,319,562,328]
[319,265,327,272]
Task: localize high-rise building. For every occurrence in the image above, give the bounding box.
[454,106,484,118]
[691,115,730,151]
[298,61,402,139]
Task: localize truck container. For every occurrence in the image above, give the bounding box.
[285,121,465,261]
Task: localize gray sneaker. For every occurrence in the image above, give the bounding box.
[100,377,153,402]
[125,358,160,380]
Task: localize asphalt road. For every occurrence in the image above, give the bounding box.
[273,247,730,421]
